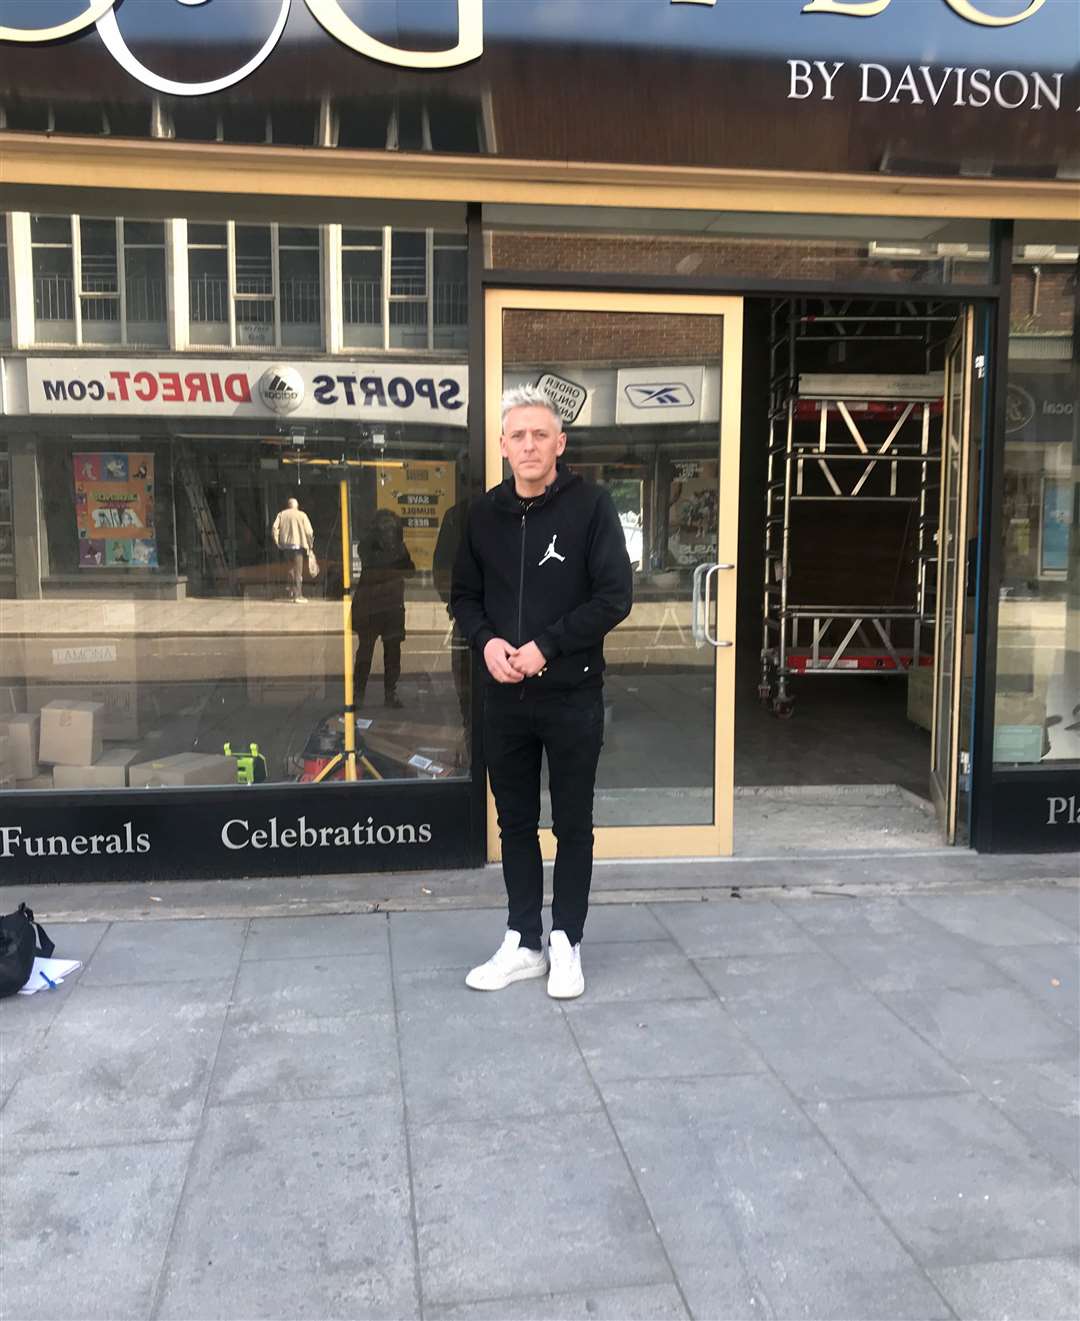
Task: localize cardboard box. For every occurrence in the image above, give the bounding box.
[0,713,41,779]
[128,752,234,788]
[38,700,104,767]
[16,774,54,791]
[906,666,934,732]
[52,748,138,790]
[27,683,138,740]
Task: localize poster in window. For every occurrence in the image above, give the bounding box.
[1040,477,1071,577]
[376,460,456,572]
[667,460,718,567]
[74,452,158,568]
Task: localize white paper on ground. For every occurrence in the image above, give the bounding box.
[17,957,83,995]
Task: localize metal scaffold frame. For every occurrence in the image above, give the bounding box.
[760,297,951,718]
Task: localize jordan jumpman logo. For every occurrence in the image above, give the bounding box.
[538,534,566,567]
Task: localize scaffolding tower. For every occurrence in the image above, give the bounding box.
[760,298,952,718]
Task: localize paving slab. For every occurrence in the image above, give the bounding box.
[815,926,1010,993]
[604,1074,951,1321]
[960,1056,1080,1181]
[397,968,597,1126]
[694,950,854,1003]
[978,943,1080,1027]
[566,940,713,1005]
[413,1111,670,1308]
[210,958,398,1105]
[426,1283,690,1320]
[580,904,672,943]
[156,1096,417,1321]
[2,980,232,1150]
[1016,886,1080,935]
[783,895,941,939]
[567,998,765,1084]
[882,983,1078,1066]
[904,893,1076,947]
[814,1092,1080,1267]
[38,919,111,964]
[243,912,389,960]
[81,918,247,986]
[721,983,968,1101]
[390,908,509,974]
[0,1140,191,1321]
[651,897,821,958]
[929,1256,1080,1321]
[0,1027,46,1104]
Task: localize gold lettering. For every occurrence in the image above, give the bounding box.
[943,0,1046,25]
[0,0,116,42]
[802,0,891,15]
[304,0,483,70]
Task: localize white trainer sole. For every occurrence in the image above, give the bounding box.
[465,960,548,992]
[547,975,585,1000]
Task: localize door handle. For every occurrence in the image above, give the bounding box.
[691,561,709,647]
[704,563,735,649]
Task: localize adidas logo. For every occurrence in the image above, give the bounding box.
[259,365,305,415]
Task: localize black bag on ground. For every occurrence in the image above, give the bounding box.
[0,904,55,998]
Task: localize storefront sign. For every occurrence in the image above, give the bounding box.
[24,359,469,427]
[988,773,1080,852]
[73,451,158,569]
[1005,371,1078,445]
[616,367,706,426]
[0,1,1075,178]
[376,460,457,573]
[0,779,476,882]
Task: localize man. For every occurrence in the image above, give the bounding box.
[271,496,314,603]
[451,385,633,998]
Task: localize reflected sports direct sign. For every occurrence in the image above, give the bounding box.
[23,359,469,427]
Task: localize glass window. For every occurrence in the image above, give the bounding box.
[484,207,993,286]
[234,225,274,346]
[188,224,229,336]
[31,215,75,338]
[6,426,472,795]
[433,235,467,349]
[122,220,167,342]
[994,222,1079,766]
[342,229,383,348]
[278,227,321,347]
[79,218,120,336]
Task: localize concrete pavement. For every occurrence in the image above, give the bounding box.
[0,877,1077,1320]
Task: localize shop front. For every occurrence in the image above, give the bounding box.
[0,0,1076,881]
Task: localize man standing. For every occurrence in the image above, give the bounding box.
[451,386,633,998]
[351,509,415,710]
[271,496,314,603]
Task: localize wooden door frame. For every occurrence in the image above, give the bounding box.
[483,288,743,861]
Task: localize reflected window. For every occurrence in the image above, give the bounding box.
[31,215,76,342]
[343,227,466,351]
[0,216,9,339]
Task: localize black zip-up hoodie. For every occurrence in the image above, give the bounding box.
[450,465,633,690]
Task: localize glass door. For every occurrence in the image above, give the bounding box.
[484,290,743,858]
[931,307,978,843]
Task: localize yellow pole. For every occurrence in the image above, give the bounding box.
[340,477,357,781]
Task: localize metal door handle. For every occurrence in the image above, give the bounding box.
[691,562,709,647]
[705,563,735,649]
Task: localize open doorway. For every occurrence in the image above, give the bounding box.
[734,296,984,855]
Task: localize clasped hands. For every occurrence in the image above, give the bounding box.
[483,637,547,683]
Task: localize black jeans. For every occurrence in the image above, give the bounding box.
[354,609,404,700]
[484,684,605,950]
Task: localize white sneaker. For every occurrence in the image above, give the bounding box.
[547,930,585,999]
[294,596,307,604]
[465,930,547,991]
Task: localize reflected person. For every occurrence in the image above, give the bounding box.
[271,496,314,603]
[351,509,415,710]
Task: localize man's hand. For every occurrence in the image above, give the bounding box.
[483,637,524,683]
[508,641,547,678]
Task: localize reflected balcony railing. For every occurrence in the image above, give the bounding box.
[34,273,76,321]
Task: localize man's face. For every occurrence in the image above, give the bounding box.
[500,406,566,489]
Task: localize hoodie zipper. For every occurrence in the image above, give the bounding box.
[517,510,527,645]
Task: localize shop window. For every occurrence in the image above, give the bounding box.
[11,428,472,796]
[30,216,167,347]
[343,227,467,351]
[484,207,993,287]
[189,223,324,349]
[993,222,1080,767]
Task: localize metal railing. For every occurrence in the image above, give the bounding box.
[281,279,320,325]
[343,278,381,325]
[34,274,76,321]
[189,275,229,323]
